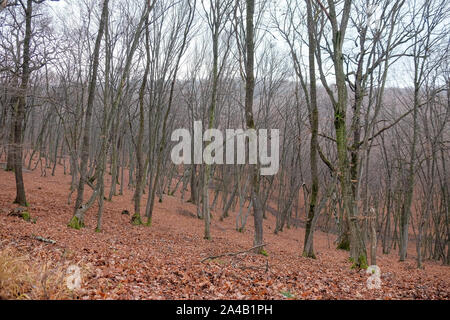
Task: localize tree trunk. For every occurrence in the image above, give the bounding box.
[13,0,35,206]
[69,0,109,229]
[245,0,264,254]
[303,0,319,259]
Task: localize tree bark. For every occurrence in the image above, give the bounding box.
[69,0,109,228]
[244,0,264,253]
[13,0,35,206]
[303,0,319,259]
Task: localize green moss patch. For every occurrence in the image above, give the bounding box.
[131,213,143,226]
[67,216,84,229]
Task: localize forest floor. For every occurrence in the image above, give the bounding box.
[0,162,449,300]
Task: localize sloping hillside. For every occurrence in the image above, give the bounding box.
[0,164,448,299]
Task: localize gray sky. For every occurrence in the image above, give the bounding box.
[42,0,448,89]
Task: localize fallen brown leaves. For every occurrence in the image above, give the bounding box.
[0,164,449,300]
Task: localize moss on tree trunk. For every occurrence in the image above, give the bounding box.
[67,216,84,230]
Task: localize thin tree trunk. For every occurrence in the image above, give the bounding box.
[69,0,109,228]
[303,0,319,259]
[245,0,264,254]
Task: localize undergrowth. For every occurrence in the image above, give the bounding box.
[0,246,82,299]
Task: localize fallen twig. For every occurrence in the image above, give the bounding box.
[201,244,267,263]
[32,235,56,244]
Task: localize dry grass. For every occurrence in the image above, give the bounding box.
[0,246,79,300]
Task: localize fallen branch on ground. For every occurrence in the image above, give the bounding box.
[32,235,56,244]
[201,244,267,263]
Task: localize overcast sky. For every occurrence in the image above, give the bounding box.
[33,0,450,89]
